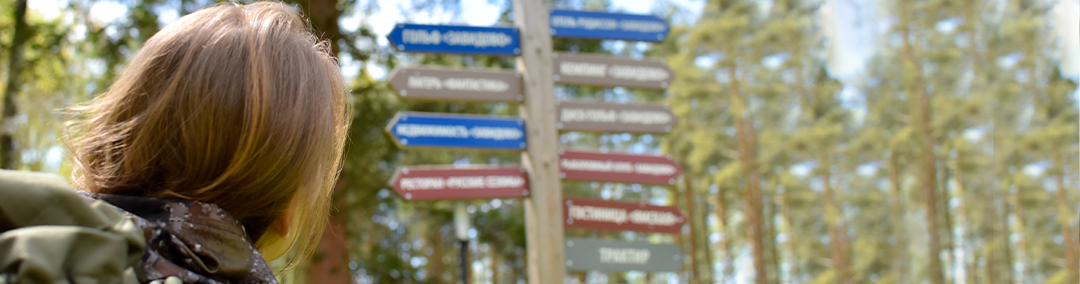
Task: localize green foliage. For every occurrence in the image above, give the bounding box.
[4,0,1077,283]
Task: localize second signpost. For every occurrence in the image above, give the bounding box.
[385,4,684,283]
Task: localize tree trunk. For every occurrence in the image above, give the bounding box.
[937,156,955,280]
[780,180,800,283]
[716,182,733,283]
[294,0,343,54]
[767,199,782,283]
[487,244,497,284]
[427,227,446,282]
[1,0,29,170]
[1055,161,1080,282]
[1013,179,1029,283]
[900,26,944,284]
[888,154,909,282]
[727,60,767,284]
[682,176,702,284]
[821,156,849,284]
[954,152,977,284]
[306,215,351,284]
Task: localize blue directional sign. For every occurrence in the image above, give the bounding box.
[387,24,521,56]
[549,10,670,42]
[386,112,527,150]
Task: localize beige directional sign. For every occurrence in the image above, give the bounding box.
[552,53,672,89]
[387,66,523,102]
[556,101,675,133]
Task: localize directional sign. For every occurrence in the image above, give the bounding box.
[388,24,520,55]
[564,238,683,272]
[387,66,522,102]
[559,150,681,185]
[385,112,527,150]
[553,53,672,89]
[550,9,670,42]
[563,198,685,234]
[389,166,530,200]
[556,101,676,133]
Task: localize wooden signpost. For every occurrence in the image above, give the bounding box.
[558,150,682,185]
[556,101,676,133]
[553,52,673,89]
[385,3,681,282]
[389,166,530,200]
[563,198,686,234]
[387,66,523,102]
[564,238,684,272]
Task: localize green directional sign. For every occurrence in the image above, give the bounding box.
[563,238,683,272]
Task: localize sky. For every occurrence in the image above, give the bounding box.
[27,0,1078,81]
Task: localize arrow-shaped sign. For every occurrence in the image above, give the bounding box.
[564,238,684,272]
[390,166,530,200]
[550,9,670,42]
[385,112,527,150]
[563,198,685,234]
[387,66,523,102]
[388,24,521,55]
[556,101,676,133]
[553,53,673,89]
[559,150,681,185]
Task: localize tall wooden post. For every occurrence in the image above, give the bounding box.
[512,0,565,283]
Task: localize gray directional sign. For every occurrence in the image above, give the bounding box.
[387,66,523,102]
[556,101,675,133]
[564,238,684,272]
[552,53,672,89]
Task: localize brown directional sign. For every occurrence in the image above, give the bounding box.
[389,165,530,200]
[559,150,681,185]
[387,66,523,102]
[552,53,672,89]
[563,198,686,234]
[556,101,675,133]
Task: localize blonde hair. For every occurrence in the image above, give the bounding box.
[66,2,348,272]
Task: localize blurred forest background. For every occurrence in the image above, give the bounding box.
[1,0,1078,283]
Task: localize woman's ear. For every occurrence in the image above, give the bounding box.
[256,208,294,262]
[272,210,290,235]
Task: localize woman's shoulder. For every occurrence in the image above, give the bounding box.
[84,192,280,284]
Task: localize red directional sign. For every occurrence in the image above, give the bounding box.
[389,166,530,200]
[563,198,686,234]
[558,150,681,185]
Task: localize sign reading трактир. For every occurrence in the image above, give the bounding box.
[553,53,672,89]
[556,101,675,133]
[564,238,683,272]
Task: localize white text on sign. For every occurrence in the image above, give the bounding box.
[560,108,672,125]
[567,204,681,226]
[399,175,526,191]
[402,29,513,48]
[598,248,651,264]
[560,159,677,176]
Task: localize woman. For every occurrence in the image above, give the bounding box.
[63,2,348,283]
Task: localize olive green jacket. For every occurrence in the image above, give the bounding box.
[0,170,144,284]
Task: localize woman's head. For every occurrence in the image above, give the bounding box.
[67,2,348,267]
